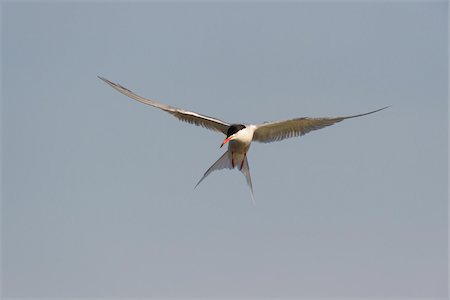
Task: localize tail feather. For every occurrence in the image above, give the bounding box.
[195,151,233,189]
[195,151,255,204]
[194,151,255,204]
[240,155,255,205]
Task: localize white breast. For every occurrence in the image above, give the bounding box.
[228,125,256,154]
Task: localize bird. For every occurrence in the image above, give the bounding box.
[98,76,388,203]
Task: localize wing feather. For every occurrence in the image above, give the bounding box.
[98,76,230,134]
[253,107,389,143]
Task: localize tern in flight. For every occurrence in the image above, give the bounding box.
[99,76,388,203]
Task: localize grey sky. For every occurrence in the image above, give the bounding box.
[2,1,448,298]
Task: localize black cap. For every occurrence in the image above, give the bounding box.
[226,124,246,137]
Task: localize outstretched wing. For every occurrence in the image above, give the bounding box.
[99,76,230,134]
[253,106,389,143]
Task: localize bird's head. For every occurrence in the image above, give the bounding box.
[220,124,246,148]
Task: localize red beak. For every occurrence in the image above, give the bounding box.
[220,136,233,148]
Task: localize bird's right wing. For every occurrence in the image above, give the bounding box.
[99,76,230,134]
[253,107,389,143]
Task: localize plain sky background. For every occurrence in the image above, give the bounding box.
[1,1,448,299]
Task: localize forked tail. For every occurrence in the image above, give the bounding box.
[195,151,255,204]
[240,155,255,204]
[195,151,233,189]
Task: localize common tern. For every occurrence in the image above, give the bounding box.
[99,76,388,203]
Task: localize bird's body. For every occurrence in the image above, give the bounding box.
[99,76,388,203]
[227,125,255,156]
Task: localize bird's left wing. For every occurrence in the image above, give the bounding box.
[99,76,230,134]
[253,106,389,143]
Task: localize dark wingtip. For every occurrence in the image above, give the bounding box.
[369,106,390,114]
[373,105,391,114]
[347,105,391,120]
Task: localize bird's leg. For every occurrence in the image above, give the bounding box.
[240,153,246,170]
[231,152,235,168]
